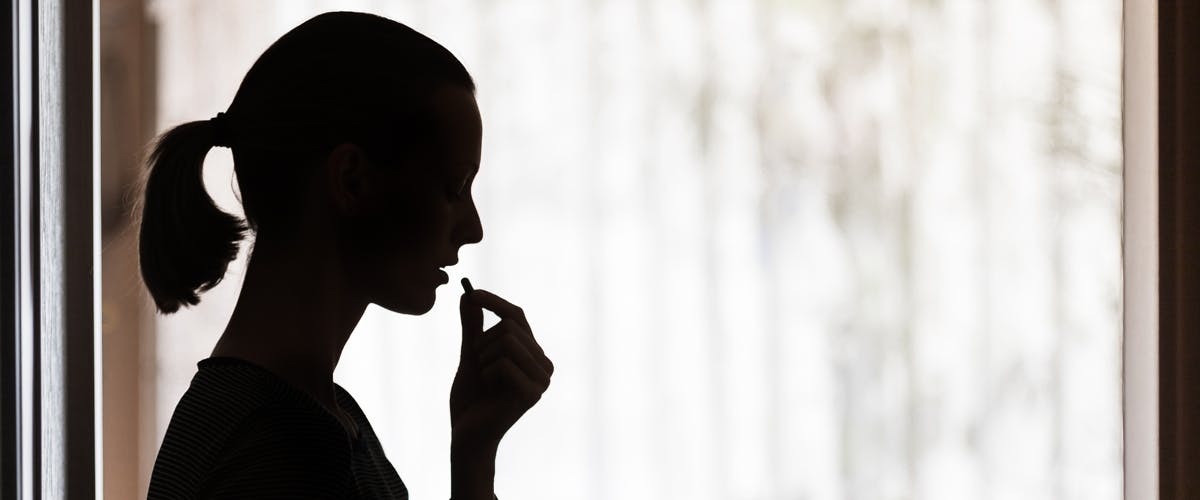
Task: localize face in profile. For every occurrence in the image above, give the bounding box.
[340,85,484,315]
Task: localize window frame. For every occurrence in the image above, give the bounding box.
[1156,1,1200,499]
[1123,1,1159,499]
[3,0,98,499]
[3,1,1196,498]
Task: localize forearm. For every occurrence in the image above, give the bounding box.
[450,441,498,500]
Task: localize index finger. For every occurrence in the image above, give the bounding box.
[463,288,532,333]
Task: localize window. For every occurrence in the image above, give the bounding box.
[89,1,1162,499]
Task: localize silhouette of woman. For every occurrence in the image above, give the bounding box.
[139,12,552,500]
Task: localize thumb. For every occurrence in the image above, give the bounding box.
[459,290,483,360]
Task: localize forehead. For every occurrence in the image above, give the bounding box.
[419,85,481,174]
[427,86,481,144]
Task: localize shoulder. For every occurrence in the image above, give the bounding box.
[199,403,355,498]
[334,383,366,418]
[156,357,312,452]
[148,358,354,499]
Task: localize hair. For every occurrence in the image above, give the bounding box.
[137,11,475,314]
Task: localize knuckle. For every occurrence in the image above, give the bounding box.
[496,320,516,334]
[519,389,541,405]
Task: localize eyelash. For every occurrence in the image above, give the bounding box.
[447,180,469,200]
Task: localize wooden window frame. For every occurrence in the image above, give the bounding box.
[1157,1,1200,499]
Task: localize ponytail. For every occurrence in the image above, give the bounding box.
[137,119,247,314]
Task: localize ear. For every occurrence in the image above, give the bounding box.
[325,143,376,216]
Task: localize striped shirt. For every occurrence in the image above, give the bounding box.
[146,357,408,499]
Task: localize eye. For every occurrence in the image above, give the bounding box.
[446,178,468,200]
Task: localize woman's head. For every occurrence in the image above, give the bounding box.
[138,11,482,314]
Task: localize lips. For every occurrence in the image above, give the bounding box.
[435,258,456,284]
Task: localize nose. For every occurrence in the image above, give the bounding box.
[456,200,483,246]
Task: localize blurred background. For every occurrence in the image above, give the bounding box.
[99,1,1123,499]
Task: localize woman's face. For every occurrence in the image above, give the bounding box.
[343,85,483,314]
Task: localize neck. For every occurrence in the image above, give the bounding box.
[212,233,368,410]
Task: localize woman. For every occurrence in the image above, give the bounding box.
[140,12,552,499]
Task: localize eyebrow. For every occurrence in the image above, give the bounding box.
[452,166,477,187]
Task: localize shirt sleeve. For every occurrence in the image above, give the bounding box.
[199,405,356,499]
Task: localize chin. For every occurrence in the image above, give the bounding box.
[375,289,437,315]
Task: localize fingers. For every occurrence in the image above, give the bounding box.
[476,314,553,375]
[465,288,550,368]
[458,292,484,359]
[461,288,554,403]
[477,320,551,386]
[481,358,544,405]
[462,289,532,334]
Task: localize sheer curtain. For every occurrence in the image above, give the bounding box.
[147,1,1122,499]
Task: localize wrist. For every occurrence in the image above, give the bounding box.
[450,441,498,500]
[451,437,500,456]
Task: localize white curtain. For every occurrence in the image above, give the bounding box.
[148,1,1122,499]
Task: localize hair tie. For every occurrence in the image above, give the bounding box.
[210,112,233,148]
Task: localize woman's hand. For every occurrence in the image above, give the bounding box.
[450,288,553,448]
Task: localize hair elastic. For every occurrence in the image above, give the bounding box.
[210,112,233,148]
